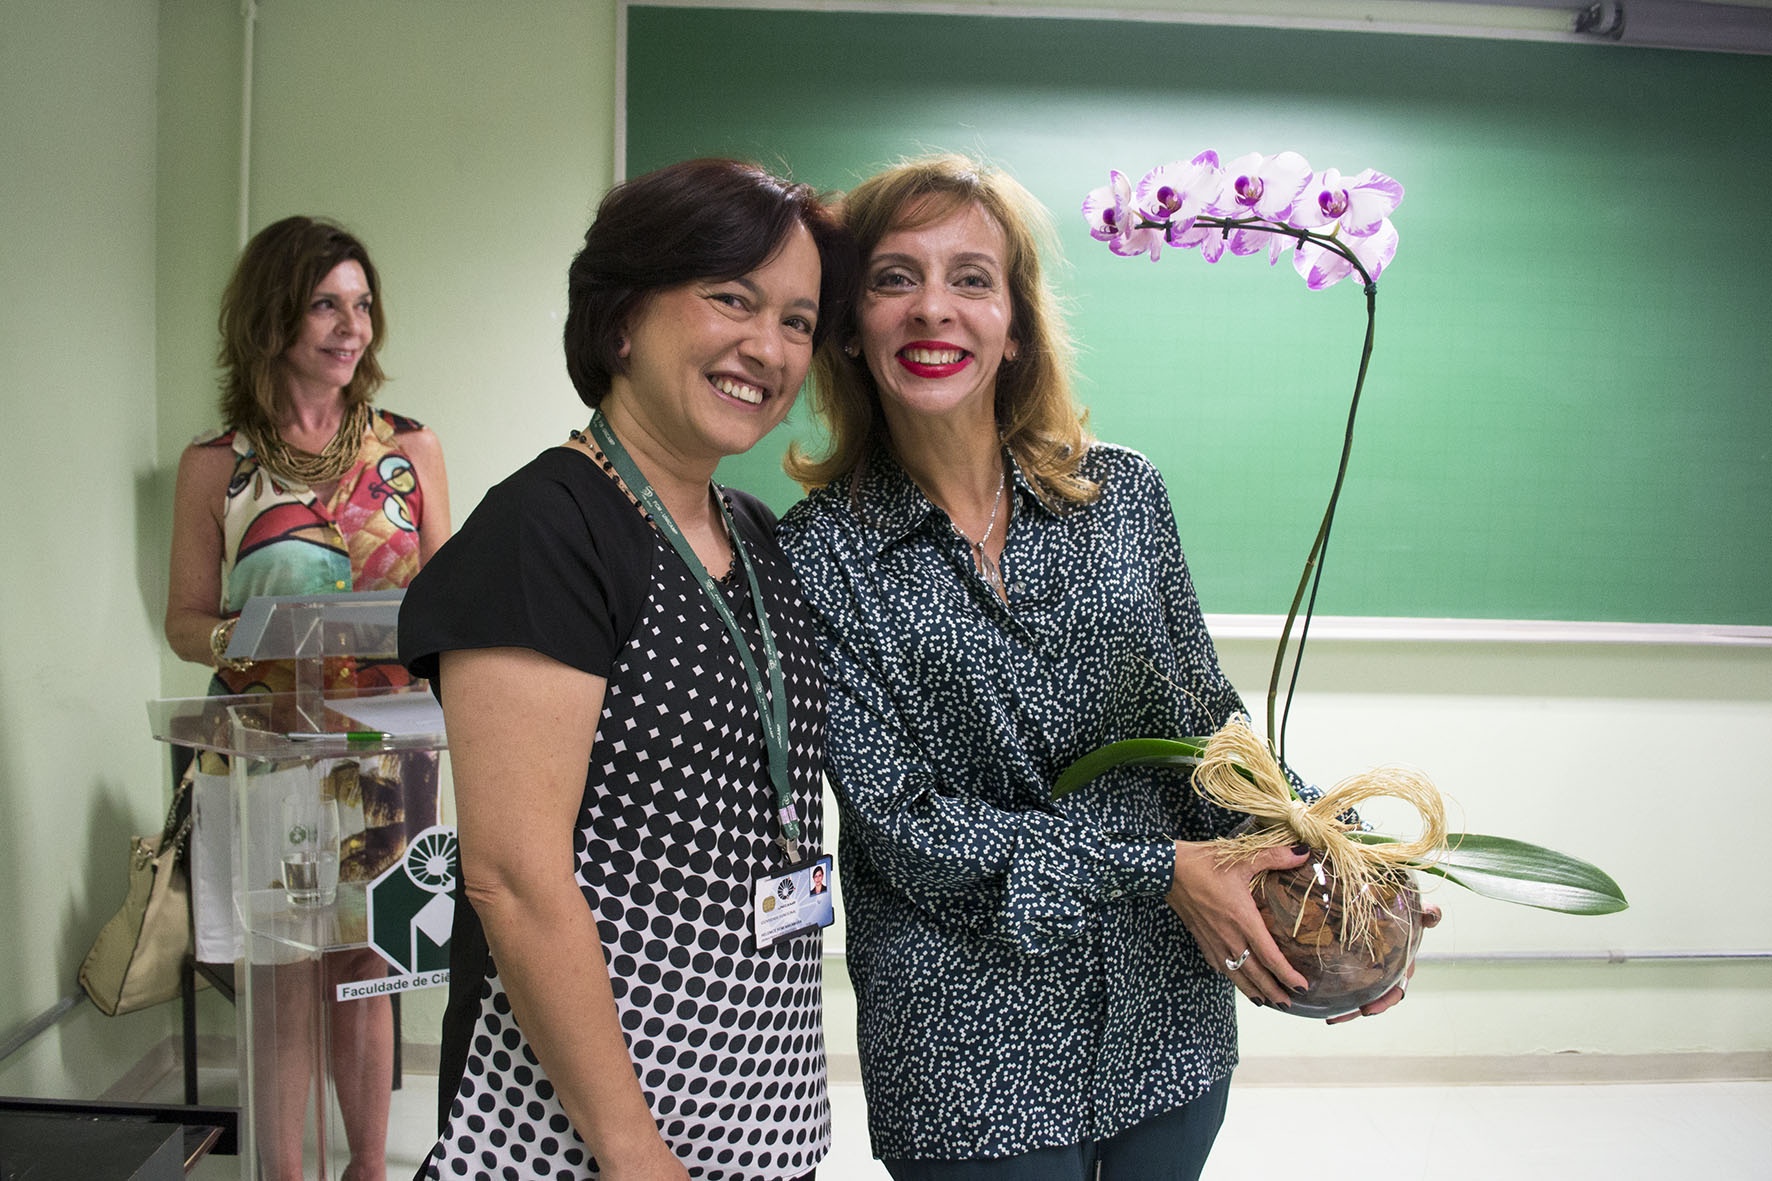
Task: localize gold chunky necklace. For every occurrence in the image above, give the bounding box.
[251,401,371,487]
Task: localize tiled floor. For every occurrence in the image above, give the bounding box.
[1198,1079,1770,1180]
[829,1079,1772,1181]
[177,1072,1770,1179]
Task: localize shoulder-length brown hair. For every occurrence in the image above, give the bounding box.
[217,216,387,434]
[786,154,1097,507]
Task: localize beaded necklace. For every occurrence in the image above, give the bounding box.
[569,426,738,583]
[250,401,371,487]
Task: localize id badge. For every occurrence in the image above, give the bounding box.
[752,852,835,951]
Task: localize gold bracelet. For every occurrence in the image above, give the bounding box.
[209,618,252,672]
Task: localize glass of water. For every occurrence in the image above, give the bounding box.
[281,792,340,907]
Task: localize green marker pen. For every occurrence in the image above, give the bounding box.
[287,730,392,742]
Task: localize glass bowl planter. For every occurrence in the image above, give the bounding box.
[1253,854,1423,1019]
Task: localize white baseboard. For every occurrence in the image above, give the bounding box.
[1233,1051,1772,1086]
[112,1037,1767,1103]
[101,1033,236,1102]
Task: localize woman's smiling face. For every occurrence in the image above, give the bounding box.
[282,259,373,399]
[858,199,1016,432]
[614,222,822,465]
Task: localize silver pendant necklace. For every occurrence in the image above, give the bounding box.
[958,468,1007,591]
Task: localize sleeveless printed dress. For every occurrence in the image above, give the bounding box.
[188,408,440,961]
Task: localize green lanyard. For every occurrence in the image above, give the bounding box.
[586,412,802,860]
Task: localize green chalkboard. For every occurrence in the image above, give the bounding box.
[626,5,1772,626]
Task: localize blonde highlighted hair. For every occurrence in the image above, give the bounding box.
[786,154,1097,507]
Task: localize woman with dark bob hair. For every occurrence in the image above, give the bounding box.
[167,214,450,1181]
[400,158,855,1180]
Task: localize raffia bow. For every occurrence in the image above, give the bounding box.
[1194,716,1447,950]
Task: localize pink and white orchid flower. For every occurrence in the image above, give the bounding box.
[1213,151,1313,223]
[1293,216,1399,289]
[1227,224,1296,265]
[1134,151,1223,240]
[1081,170,1166,259]
[1086,150,1402,289]
[1081,170,1132,243]
[1168,219,1231,263]
[1288,167,1404,238]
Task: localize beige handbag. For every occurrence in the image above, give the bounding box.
[79,776,196,1016]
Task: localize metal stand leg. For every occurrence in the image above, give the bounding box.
[391,992,402,1091]
[181,954,200,1106]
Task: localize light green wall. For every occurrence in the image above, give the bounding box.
[1212,638,1772,1059]
[0,0,171,1056]
[2,0,1766,1093]
[230,0,616,551]
[2,0,623,1076]
[155,0,250,696]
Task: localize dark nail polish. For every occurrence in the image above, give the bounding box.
[1290,843,1310,856]
[1292,984,1309,995]
[1249,996,1266,1007]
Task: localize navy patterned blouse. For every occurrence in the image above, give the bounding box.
[778,442,1256,1161]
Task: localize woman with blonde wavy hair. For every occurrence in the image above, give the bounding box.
[778,155,1331,1180]
[786,154,1092,509]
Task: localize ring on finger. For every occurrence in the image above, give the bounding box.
[1224,948,1251,972]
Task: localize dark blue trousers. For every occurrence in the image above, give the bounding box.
[881,1075,1232,1181]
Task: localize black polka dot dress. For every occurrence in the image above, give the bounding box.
[777,443,1251,1163]
[401,448,829,1179]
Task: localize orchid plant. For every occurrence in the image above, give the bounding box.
[1084,150,1399,759]
[1063,151,1626,918]
[1082,149,1401,290]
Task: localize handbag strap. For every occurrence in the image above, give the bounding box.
[160,765,196,860]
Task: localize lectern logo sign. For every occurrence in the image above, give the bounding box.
[365,824,457,976]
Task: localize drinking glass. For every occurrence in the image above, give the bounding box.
[281,793,340,907]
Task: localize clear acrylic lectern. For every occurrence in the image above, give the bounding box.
[148,590,448,1181]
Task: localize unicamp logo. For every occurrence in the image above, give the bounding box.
[365,825,457,976]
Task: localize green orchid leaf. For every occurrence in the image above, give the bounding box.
[1052,738,1207,800]
[1351,831,1628,915]
[1056,740,1628,916]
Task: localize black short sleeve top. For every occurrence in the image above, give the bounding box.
[400,446,654,684]
[397,446,831,1180]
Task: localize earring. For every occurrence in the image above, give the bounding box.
[1004,345,1019,363]
[843,341,860,358]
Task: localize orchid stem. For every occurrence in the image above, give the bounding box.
[1266,253,1377,763]
[1132,213,1381,764]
